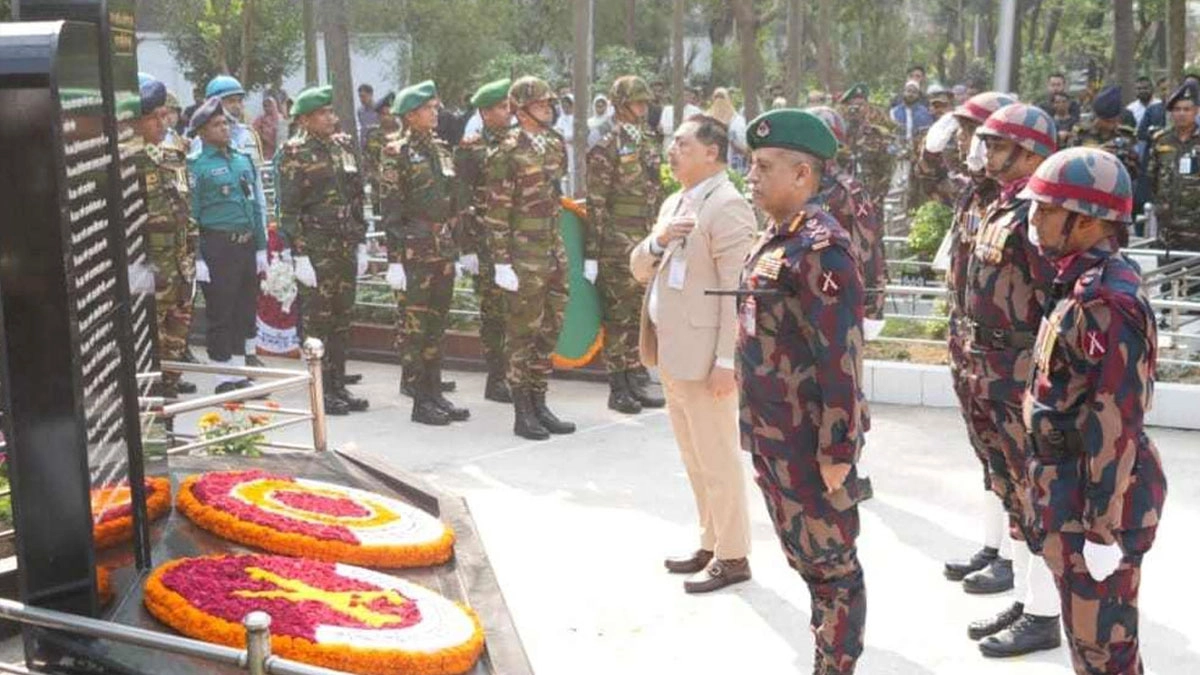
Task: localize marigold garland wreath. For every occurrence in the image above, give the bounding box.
[93,476,173,550]
[176,471,455,568]
[144,554,484,675]
[96,567,112,605]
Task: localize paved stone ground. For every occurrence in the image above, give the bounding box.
[176,358,1200,675]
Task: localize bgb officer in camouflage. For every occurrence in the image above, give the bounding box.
[455,78,513,403]
[966,103,1063,657]
[132,74,197,397]
[586,75,667,414]
[362,91,397,200]
[1022,147,1167,675]
[739,109,870,674]
[838,84,896,213]
[482,76,576,440]
[1071,86,1140,184]
[276,85,370,416]
[378,80,470,425]
[808,106,888,328]
[1148,81,1200,251]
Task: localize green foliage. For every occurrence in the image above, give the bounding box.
[594,46,655,94]
[660,163,747,196]
[159,0,302,92]
[907,200,953,260]
[475,53,554,92]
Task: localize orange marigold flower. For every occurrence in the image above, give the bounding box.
[265,400,282,410]
[248,414,270,426]
[222,402,244,412]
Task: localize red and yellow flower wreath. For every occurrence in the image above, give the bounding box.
[93,476,172,550]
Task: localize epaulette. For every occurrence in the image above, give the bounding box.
[1076,266,1106,306]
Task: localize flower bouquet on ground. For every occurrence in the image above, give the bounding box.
[196,402,278,457]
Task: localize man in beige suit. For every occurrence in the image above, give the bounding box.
[630,115,757,594]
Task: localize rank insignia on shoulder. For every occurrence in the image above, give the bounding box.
[812,239,831,251]
[1083,330,1107,357]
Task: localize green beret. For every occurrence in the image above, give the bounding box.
[471,78,511,110]
[746,108,839,160]
[394,80,438,117]
[839,83,869,104]
[292,85,333,118]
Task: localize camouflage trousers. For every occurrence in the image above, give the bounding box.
[474,255,506,369]
[1042,528,1158,675]
[505,258,568,392]
[154,268,193,388]
[966,395,1033,542]
[948,327,990,490]
[394,258,455,385]
[299,242,357,381]
[597,256,643,374]
[752,454,866,675]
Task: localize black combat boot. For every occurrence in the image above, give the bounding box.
[968,602,1024,640]
[344,373,363,385]
[607,372,642,414]
[484,363,512,403]
[512,388,550,440]
[978,612,1061,657]
[945,546,1000,581]
[321,368,350,415]
[963,557,1014,594]
[245,353,267,368]
[428,366,469,421]
[333,359,369,412]
[531,389,576,434]
[402,367,455,397]
[411,371,451,426]
[176,379,198,394]
[626,368,666,408]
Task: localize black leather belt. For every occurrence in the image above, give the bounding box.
[970,323,1035,350]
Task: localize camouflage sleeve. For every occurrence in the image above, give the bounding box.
[585,139,615,260]
[453,143,481,255]
[275,146,308,255]
[795,244,866,465]
[854,192,887,320]
[1076,299,1153,544]
[483,144,516,263]
[377,145,406,264]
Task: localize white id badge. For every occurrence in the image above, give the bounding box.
[739,296,757,337]
[667,257,687,289]
[1180,156,1193,175]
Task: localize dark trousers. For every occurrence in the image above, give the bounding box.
[199,230,257,363]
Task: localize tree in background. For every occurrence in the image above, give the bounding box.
[160,0,302,92]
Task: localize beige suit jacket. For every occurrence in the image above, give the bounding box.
[630,173,756,382]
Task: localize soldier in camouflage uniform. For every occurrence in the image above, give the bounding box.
[361,91,397,209]
[455,78,514,404]
[132,75,197,397]
[1148,82,1200,252]
[483,76,576,440]
[276,85,371,416]
[809,106,888,328]
[1071,86,1140,186]
[586,75,667,415]
[378,80,469,425]
[1021,147,1167,675]
[966,103,1064,657]
[838,84,896,213]
[739,110,870,675]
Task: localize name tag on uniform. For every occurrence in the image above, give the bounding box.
[341,150,358,173]
[441,162,456,178]
[667,256,687,289]
[739,296,757,337]
[1181,155,1195,175]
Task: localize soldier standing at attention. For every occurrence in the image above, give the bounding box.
[455,78,513,404]
[1022,147,1167,675]
[1071,86,1140,184]
[133,75,197,397]
[1148,81,1200,252]
[276,85,370,416]
[362,91,397,209]
[739,109,870,674]
[378,81,470,425]
[483,77,575,440]
[965,103,1063,657]
[838,84,895,213]
[586,75,667,414]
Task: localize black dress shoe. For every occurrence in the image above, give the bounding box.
[214,379,251,395]
[245,354,266,368]
[344,373,363,385]
[963,557,1014,594]
[968,601,1024,640]
[175,379,198,394]
[945,546,999,581]
[664,549,713,575]
[334,388,370,412]
[978,613,1061,657]
[323,394,351,416]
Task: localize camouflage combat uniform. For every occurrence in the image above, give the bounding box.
[276,131,367,389]
[378,129,458,389]
[586,120,662,373]
[362,125,390,200]
[1071,122,1140,184]
[455,126,508,370]
[819,170,887,321]
[134,140,196,393]
[1148,125,1200,250]
[738,205,870,675]
[840,109,895,212]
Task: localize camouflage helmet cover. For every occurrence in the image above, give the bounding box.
[610,75,653,106]
[806,106,847,145]
[509,76,556,107]
[954,91,1019,125]
[977,102,1058,158]
[1019,147,1133,223]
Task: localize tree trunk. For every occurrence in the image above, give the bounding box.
[733,0,761,119]
[322,0,356,147]
[672,0,685,128]
[814,0,836,94]
[1168,0,1186,84]
[239,0,255,87]
[1042,4,1062,55]
[574,0,593,197]
[625,0,636,49]
[303,0,318,86]
[950,0,966,82]
[1113,0,1135,105]
[785,0,805,106]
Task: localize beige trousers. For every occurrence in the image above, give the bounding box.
[662,371,751,560]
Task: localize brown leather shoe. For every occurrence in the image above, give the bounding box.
[683,558,751,594]
[664,549,713,575]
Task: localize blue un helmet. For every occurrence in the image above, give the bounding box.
[205,75,246,100]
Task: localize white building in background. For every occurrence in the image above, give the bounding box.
[136,32,410,116]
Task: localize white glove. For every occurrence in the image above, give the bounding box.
[923,113,960,153]
[127,262,155,294]
[279,248,294,264]
[458,253,479,276]
[294,256,318,288]
[356,244,369,277]
[864,319,886,341]
[966,133,987,173]
[494,263,519,292]
[1083,541,1122,582]
[256,250,269,275]
[386,263,407,291]
[195,259,211,283]
[584,259,599,284]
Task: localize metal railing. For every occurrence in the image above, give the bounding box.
[0,598,344,675]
